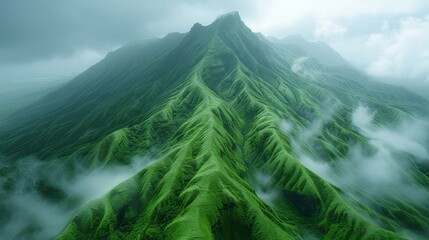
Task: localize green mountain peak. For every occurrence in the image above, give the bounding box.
[1,12,429,240]
[190,10,248,38]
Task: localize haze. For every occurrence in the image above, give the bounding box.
[1,0,429,95]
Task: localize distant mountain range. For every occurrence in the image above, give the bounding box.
[272,34,350,66]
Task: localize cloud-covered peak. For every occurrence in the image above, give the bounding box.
[212,11,246,29]
[1,0,429,92]
[215,11,241,21]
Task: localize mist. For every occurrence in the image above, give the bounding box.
[280,103,429,204]
[250,171,279,206]
[0,75,72,127]
[0,155,158,240]
[344,104,429,201]
[352,105,429,160]
[0,1,427,93]
[290,57,320,80]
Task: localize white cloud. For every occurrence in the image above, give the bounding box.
[280,104,429,204]
[2,0,429,88]
[246,0,427,36]
[351,104,374,128]
[291,57,318,79]
[241,0,429,87]
[352,104,429,159]
[314,19,348,39]
[252,172,279,206]
[341,105,429,201]
[366,15,429,80]
[0,155,158,239]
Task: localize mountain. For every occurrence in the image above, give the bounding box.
[0,75,71,127]
[272,34,350,66]
[1,12,429,239]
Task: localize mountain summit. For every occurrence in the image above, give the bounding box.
[214,11,241,21]
[1,12,429,240]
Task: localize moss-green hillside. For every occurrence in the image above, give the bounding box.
[1,12,428,240]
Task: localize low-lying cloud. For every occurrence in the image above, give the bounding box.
[0,155,158,240]
[251,171,279,206]
[291,57,320,80]
[280,103,429,204]
[352,105,429,159]
[279,99,338,180]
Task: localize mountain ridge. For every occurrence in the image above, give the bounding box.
[273,34,350,66]
[1,12,428,240]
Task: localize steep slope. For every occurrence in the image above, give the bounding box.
[0,75,71,127]
[0,31,188,158]
[1,12,428,240]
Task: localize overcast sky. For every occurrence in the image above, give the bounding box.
[1,0,429,87]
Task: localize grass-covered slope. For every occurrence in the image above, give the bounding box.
[1,12,428,239]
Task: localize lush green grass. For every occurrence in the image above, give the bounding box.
[1,12,428,239]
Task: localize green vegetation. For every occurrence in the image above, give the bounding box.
[0,75,71,127]
[1,12,428,239]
